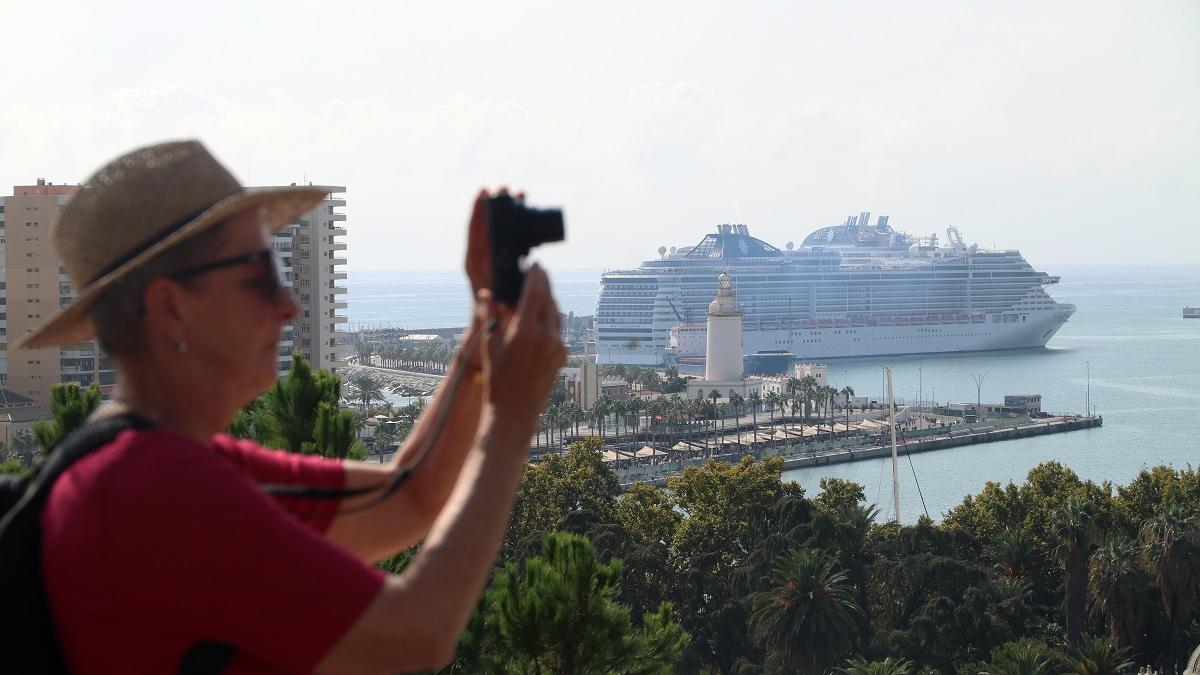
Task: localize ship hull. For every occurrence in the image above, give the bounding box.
[599,307,1073,365]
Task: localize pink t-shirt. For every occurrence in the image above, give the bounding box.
[40,429,385,674]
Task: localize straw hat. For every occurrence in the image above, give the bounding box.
[16,140,328,349]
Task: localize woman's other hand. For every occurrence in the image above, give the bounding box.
[479,264,565,448]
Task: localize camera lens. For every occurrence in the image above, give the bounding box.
[516,205,565,250]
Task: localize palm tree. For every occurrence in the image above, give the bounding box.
[347,373,385,415]
[708,390,721,450]
[592,396,612,438]
[1054,496,1098,646]
[748,548,861,674]
[747,391,762,442]
[824,385,837,440]
[1140,502,1200,673]
[611,398,627,440]
[837,656,913,675]
[1062,634,1133,675]
[626,396,643,442]
[841,385,855,437]
[786,377,801,417]
[729,391,745,445]
[799,375,818,419]
[980,640,1057,675]
[1089,536,1149,649]
[766,390,782,436]
[991,528,1037,580]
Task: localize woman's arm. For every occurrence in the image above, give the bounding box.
[323,190,501,561]
[316,266,565,674]
[325,320,485,561]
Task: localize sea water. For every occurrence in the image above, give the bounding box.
[348,264,1200,522]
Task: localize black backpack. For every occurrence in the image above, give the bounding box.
[0,415,235,675]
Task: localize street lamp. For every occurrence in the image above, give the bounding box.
[969,372,987,422]
[1085,361,1090,418]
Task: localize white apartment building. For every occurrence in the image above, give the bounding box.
[271,185,350,375]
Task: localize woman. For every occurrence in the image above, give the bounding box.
[23,140,566,673]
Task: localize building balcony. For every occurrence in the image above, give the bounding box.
[327,199,346,208]
[329,227,347,236]
[330,214,347,221]
[330,301,348,310]
[332,314,349,323]
[332,257,347,266]
[60,349,95,359]
[333,272,348,281]
[331,242,348,251]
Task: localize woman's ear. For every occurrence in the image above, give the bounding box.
[140,277,189,338]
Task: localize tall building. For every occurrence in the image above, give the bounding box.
[0,180,350,406]
[2,180,117,405]
[271,185,350,375]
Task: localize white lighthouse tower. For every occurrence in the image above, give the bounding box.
[687,272,761,404]
[705,272,743,381]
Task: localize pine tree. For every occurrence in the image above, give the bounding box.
[488,532,689,674]
[309,402,357,458]
[256,353,345,452]
[33,382,102,454]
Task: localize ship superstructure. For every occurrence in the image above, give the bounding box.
[594,213,1075,365]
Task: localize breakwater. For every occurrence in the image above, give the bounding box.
[615,415,1102,489]
[342,362,443,397]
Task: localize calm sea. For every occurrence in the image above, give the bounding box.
[348,264,1200,523]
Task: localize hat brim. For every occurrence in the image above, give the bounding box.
[15,186,329,350]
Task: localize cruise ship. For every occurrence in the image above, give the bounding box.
[594,213,1075,365]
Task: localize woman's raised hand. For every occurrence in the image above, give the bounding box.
[478,264,565,448]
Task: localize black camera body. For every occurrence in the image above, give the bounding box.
[487,194,565,305]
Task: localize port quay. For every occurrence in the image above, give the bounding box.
[605,411,1102,490]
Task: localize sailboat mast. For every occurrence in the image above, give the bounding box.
[887,367,900,522]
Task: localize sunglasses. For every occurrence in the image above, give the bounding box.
[169,248,286,304]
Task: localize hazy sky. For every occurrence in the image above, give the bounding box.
[2,1,1196,272]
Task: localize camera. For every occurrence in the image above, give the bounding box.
[487,194,565,305]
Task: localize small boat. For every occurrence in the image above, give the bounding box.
[1185,307,1200,319]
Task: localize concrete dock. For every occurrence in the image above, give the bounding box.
[614,415,1102,489]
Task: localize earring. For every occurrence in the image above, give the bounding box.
[175,339,188,354]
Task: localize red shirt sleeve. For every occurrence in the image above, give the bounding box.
[42,430,386,675]
[209,434,350,533]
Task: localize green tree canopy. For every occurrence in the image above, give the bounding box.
[488,532,689,674]
[32,382,102,454]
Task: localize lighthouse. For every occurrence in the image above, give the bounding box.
[705,272,743,381]
[687,272,762,403]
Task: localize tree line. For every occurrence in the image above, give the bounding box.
[418,437,1198,674]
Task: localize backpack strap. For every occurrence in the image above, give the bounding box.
[1,415,243,675]
[0,414,154,674]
